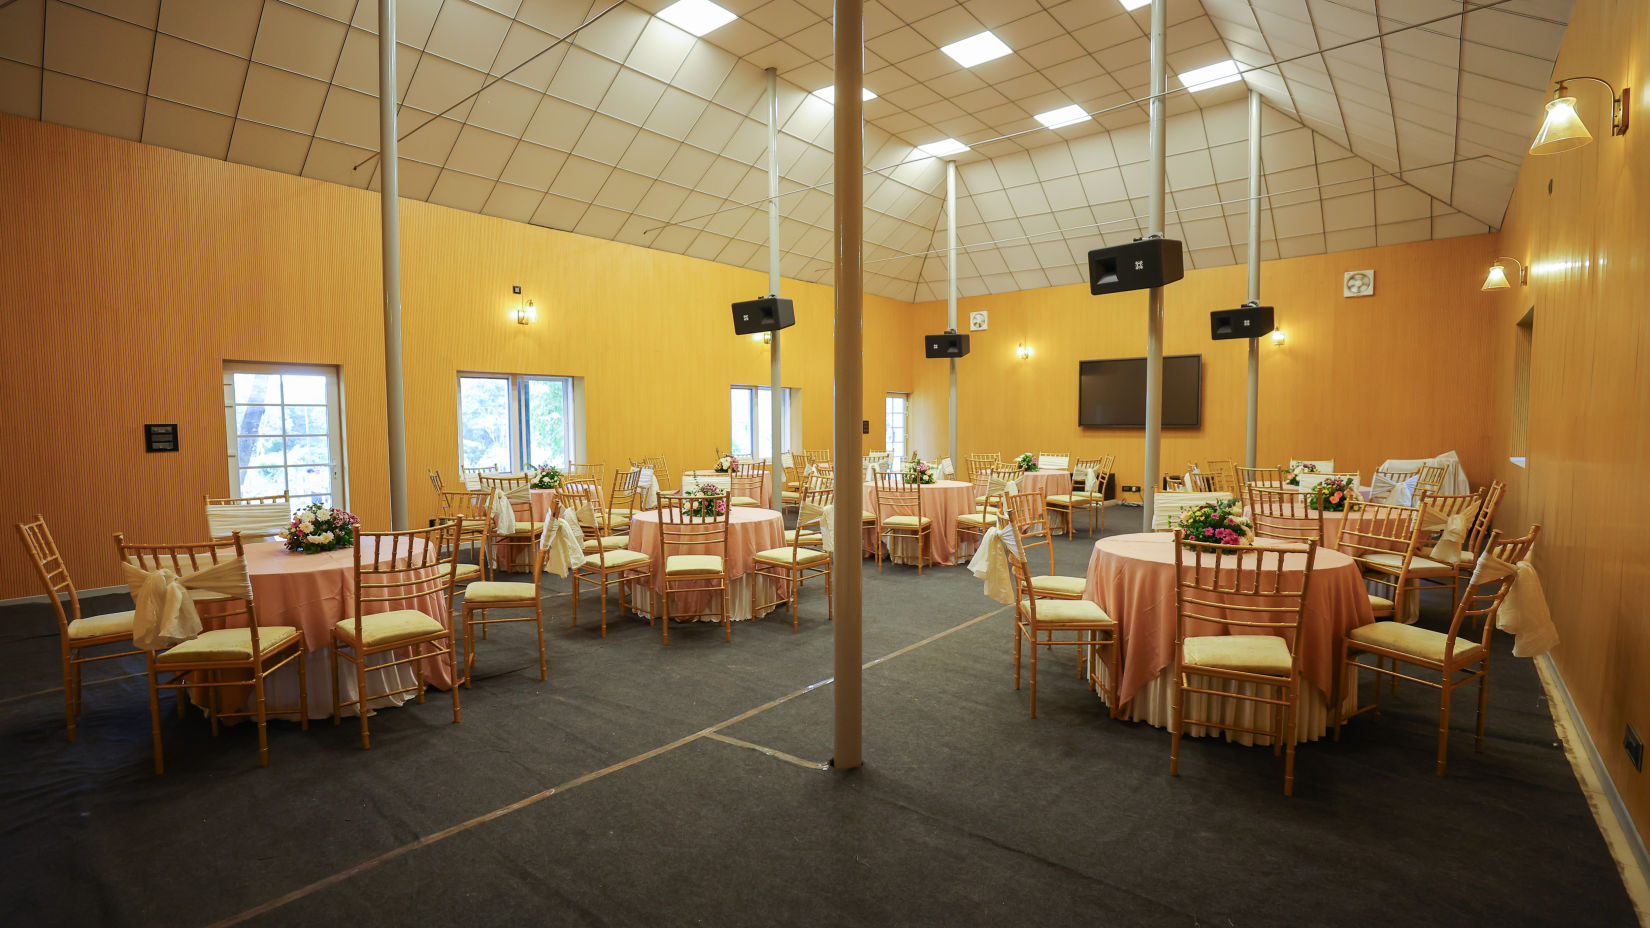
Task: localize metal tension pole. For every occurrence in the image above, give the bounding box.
[946,159,958,464]
[766,68,784,509]
[1141,0,1167,526]
[831,0,864,771]
[1244,89,1262,469]
[379,0,408,529]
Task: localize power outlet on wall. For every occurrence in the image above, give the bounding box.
[1626,725,1643,772]
[1120,485,1142,493]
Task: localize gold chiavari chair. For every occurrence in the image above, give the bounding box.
[1170,534,1318,796]
[605,468,644,529]
[333,523,461,748]
[16,515,139,740]
[956,469,1010,559]
[1005,544,1119,719]
[753,485,833,631]
[460,464,498,490]
[1415,463,1449,497]
[1005,489,1087,600]
[656,490,733,642]
[1046,454,1115,538]
[1453,481,1506,586]
[1185,472,1220,492]
[1413,488,1488,612]
[966,452,1001,481]
[478,472,529,494]
[202,493,292,539]
[1336,525,1542,775]
[1335,503,1425,620]
[780,455,805,513]
[871,471,933,573]
[565,462,605,484]
[459,514,550,685]
[482,479,542,574]
[428,470,450,517]
[564,484,652,636]
[1243,485,1325,546]
[786,473,834,547]
[442,490,492,586]
[1036,451,1070,471]
[730,462,768,507]
[117,531,307,773]
[1235,465,1286,489]
[1204,459,1239,495]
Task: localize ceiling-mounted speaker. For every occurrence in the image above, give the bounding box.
[1210,305,1275,340]
[731,296,795,335]
[925,333,971,358]
[1088,238,1185,295]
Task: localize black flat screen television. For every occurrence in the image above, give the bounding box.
[1079,355,1202,429]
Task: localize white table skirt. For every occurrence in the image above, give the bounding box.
[626,574,780,622]
[193,646,444,721]
[1093,664,1357,745]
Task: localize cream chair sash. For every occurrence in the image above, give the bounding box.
[539,510,588,577]
[568,496,598,530]
[1151,491,1233,530]
[967,526,1015,605]
[637,466,660,509]
[1038,454,1069,471]
[1080,466,1099,496]
[938,457,955,477]
[122,557,253,651]
[1469,552,1556,657]
[683,472,730,492]
[489,487,525,534]
[798,500,830,552]
[817,503,836,552]
[205,502,292,538]
[1423,499,1480,563]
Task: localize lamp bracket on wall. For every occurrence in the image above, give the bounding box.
[1498,257,1527,285]
[1555,76,1630,136]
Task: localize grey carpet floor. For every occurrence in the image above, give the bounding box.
[0,507,1635,927]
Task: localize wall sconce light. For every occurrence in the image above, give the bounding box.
[1271,328,1286,346]
[515,298,536,326]
[750,332,772,345]
[1529,77,1629,155]
[1481,257,1527,291]
[1016,343,1034,360]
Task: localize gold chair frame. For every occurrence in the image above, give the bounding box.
[656,490,733,642]
[871,472,933,573]
[752,485,833,631]
[1005,546,1119,719]
[460,515,549,685]
[565,485,652,637]
[1243,486,1326,546]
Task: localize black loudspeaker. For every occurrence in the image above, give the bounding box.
[925,333,971,358]
[1210,305,1275,340]
[1088,238,1185,295]
[731,297,795,335]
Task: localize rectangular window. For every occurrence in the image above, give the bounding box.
[886,393,909,459]
[458,373,576,471]
[224,363,345,508]
[730,385,791,458]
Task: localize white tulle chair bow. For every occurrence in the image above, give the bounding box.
[122,556,254,651]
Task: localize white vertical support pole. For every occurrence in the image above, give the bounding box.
[832,0,864,771]
[767,68,784,510]
[946,159,958,464]
[1245,89,1262,469]
[379,0,408,530]
[1141,0,1167,526]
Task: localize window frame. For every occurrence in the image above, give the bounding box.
[885,392,910,460]
[730,384,792,458]
[457,371,577,472]
[223,361,347,509]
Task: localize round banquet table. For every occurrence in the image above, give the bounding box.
[1082,532,1375,743]
[865,479,975,566]
[200,541,455,719]
[1013,470,1073,532]
[625,507,785,622]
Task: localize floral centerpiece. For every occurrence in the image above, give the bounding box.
[1307,476,1355,512]
[281,503,359,554]
[1015,452,1038,472]
[682,483,728,518]
[714,454,738,474]
[528,464,561,489]
[1284,461,1319,486]
[903,461,936,485]
[1176,499,1254,552]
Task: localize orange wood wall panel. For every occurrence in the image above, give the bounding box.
[1485,0,1650,846]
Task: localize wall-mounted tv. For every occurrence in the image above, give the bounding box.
[1079,354,1202,429]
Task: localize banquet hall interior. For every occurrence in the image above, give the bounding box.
[1,0,1647,924]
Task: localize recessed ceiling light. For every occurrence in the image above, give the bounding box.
[918,138,969,158]
[1178,59,1242,92]
[812,86,878,103]
[656,0,737,37]
[1118,0,1152,10]
[941,31,1012,68]
[1035,104,1089,129]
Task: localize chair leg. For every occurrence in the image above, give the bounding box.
[296,648,310,730]
[62,650,76,742]
[1332,645,1348,742]
[1028,630,1039,718]
[1169,671,1183,777]
[536,603,547,682]
[1475,666,1489,752]
[147,658,163,775]
[414,642,427,704]
[330,647,341,725]
[600,574,610,628]
[570,572,580,628]
[355,656,371,749]
[1013,620,1023,691]
[253,670,269,767]
[463,606,476,689]
[826,569,834,622]
[1283,683,1298,796]
[661,584,671,644]
[1436,681,1452,776]
[721,578,731,642]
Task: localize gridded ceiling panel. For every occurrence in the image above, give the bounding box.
[0,0,1572,300]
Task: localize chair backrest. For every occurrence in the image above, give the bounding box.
[967,452,1000,480]
[444,490,491,537]
[1336,503,1423,592]
[116,531,262,652]
[428,470,448,512]
[479,472,528,493]
[1449,524,1541,653]
[1005,489,1055,575]
[16,515,81,631]
[557,482,602,534]
[1295,471,1361,493]
[731,463,768,501]
[350,523,460,638]
[656,490,731,559]
[1185,472,1219,492]
[788,485,832,556]
[1203,459,1237,495]
[870,471,924,521]
[1235,465,1285,489]
[610,468,644,512]
[1243,486,1325,545]
[202,493,292,539]
[1164,476,1187,491]
[1003,545,1041,620]
[1415,489,1483,520]
[1172,533,1316,671]
[1037,452,1070,471]
[1464,480,1505,557]
[807,448,832,465]
[460,464,498,490]
[1415,463,1448,496]
[1074,455,1115,495]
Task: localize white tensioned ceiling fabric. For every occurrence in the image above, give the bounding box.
[0,0,1570,300]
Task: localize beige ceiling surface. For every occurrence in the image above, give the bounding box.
[0,0,1572,301]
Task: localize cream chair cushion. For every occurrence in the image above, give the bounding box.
[666,554,724,575]
[67,610,135,641]
[1360,551,1454,577]
[1348,622,1484,664]
[463,581,536,604]
[157,625,299,663]
[1368,594,1396,611]
[1030,575,1087,597]
[1019,599,1113,625]
[755,547,830,566]
[453,563,482,582]
[730,496,760,507]
[957,513,999,526]
[882,515,931,527]
[497,521,545,535]
[1183,635,1292,676]
[784,530,824,544]
[582,536,629,553]
[333,610,444,649]
[862,511,877,522]
[584,549,651,570]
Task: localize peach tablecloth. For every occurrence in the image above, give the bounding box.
[530,488,557,522]
[206,542,455,718]
[1014,471,1073,532]
[626,508,784,621]
[866,479,975,566]
[1083,533,1374,742]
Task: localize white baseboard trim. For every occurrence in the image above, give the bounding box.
[1537,654,1650,925]
[1,585,126,608]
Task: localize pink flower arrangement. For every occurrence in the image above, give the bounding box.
[1176,499,1254,552]
[904,461,936,485]
[683,484,728,518]
[280,503,360,554]
[1307,476,1356,512]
